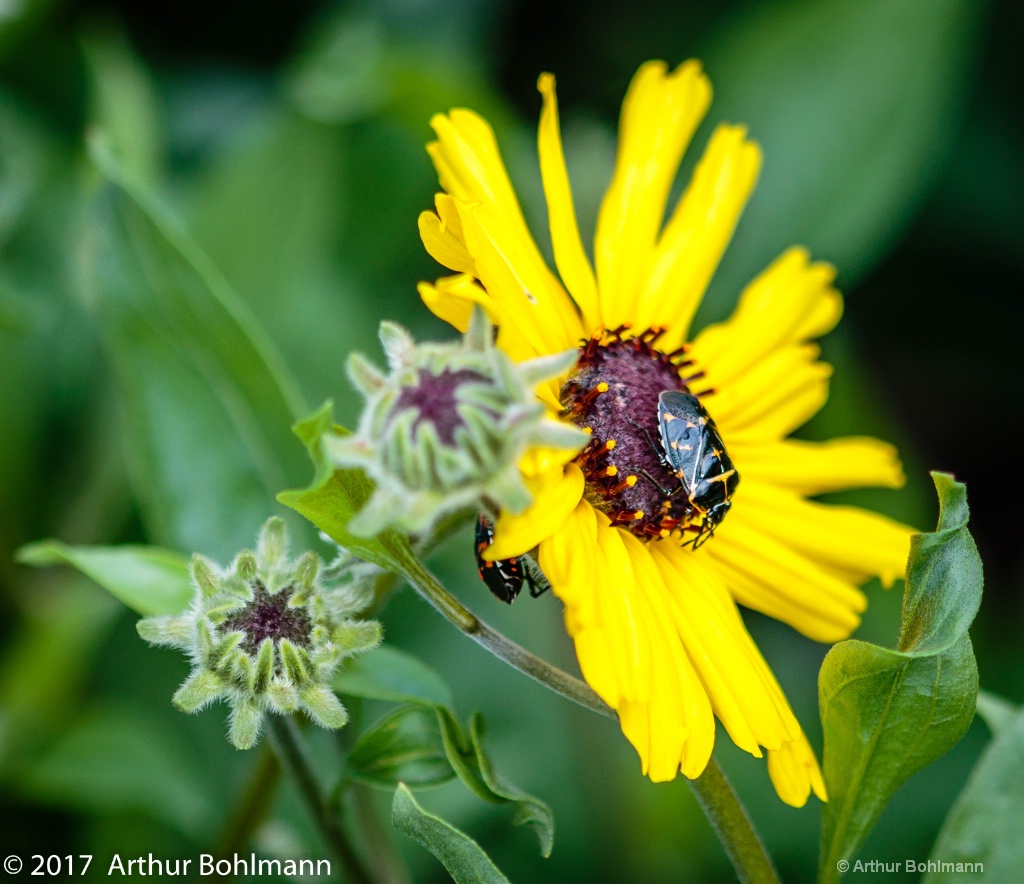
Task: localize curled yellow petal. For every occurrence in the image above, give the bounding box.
[540,502,652,706]
[619,532,715,781]
[417,275,494,334]
[692,247,841,384]
[418,194,475,275]
[539,501,621,706]
[427,109,584,356]
[518,441,582,479]
[486,463,584,560]
[768,734,828,808]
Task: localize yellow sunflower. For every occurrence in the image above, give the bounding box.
[416,60,914,807]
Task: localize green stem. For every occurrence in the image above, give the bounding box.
[401,558,612,719]
[691,759,781,884]
[217,746,280,857]
[266,716,373,884]
[401,558,780,884]
[352,784,412,884]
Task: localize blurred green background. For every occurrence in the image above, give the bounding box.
[0,0,1019,880]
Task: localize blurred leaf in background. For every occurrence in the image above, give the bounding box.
[0,0,1021,880]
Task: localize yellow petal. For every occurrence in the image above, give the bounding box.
[691,247,841,385]
[619,532,715,781]
[539,502,620,704]
[705,512,868,643]
[588,516,655,703]
[767,733,828,808]
[418,195,475,275]
[736,484,914,589]
[540,507,717,782]
[637,124,762,349]
[428,110,524,214]
[487,464,584,559]
[427,110,583,355]
[454,199,584,357]
[702,344,831,439]
[518,441,582,479]
[594,60,711,327]
[718,365,831,442]
[540,502,654,706]
[730,436,905,496]
[417,275,495,334]
[537,73,600,331]
[651,544,802,756]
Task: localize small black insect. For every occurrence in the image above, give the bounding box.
[631,391,739,548]
[474,514,548,604]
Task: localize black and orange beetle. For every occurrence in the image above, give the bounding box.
[474,514,548,604]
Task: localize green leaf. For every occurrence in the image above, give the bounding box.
[818,473,982,881]
[348,705,453,789]
[187,101,375,422]
[81,20,163,187]
[0,581,122,770]
[277,401,420,576]
[16,541,192,617]
[898,475,982,654]
[975,691,1019,736]
[925,706,1024,882]
[433,709,554,857]
[284,11,390,124]
[20,702,217,839]
[83,139,308,559]
[333,642,553,855]
[392,783,511,884]
[333,643,454,708]
[701,0,984,309]
[468,713,555,858]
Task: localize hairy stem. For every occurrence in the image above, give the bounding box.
[401,557,780,884]
[217,747,280,857]
[691,759,781,884]
[400,558,612,718]
[266,716,373,884]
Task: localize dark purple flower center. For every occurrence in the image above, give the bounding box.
[560,327,712,541]
[393,368,493,446]
[224,582,311,653]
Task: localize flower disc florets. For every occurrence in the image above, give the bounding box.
[137,518,381,749]
[561,326,713,540]
[330,307,587,536]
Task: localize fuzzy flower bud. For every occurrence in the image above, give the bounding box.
[328,307,586,536]
[137,518,381,749]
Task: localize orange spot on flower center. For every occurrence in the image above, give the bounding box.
[560,326,707,541]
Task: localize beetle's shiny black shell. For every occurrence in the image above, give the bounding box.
[657,391,739,534]
[475,514,526,604]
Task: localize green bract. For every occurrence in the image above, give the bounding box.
[328,307,586,536]
[137,518,381,749]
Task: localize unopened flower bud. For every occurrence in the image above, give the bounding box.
[328,307,586,536]
[137,517,381,749]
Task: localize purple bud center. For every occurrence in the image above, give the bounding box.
[393,368,493,446]
[224,582,311,653]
